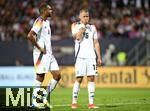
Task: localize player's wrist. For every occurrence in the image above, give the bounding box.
[97,56,101,60]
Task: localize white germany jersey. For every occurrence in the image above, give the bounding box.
[72,22,98,59]
[31,17,52,55]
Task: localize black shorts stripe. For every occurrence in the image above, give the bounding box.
[74,43,80,64]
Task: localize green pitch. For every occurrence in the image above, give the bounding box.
[50,88,150,111]
[0,88,150,111]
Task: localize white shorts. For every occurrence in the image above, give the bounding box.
[75,58,98,77]
[33,52,59,74]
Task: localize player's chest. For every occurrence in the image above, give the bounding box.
[42,23,51,35]
[83,29,94,40]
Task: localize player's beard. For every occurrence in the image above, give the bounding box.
[84,20,89,25]
[47,13,51,17]
[47,11,52,17]
[81,20,88,25]
[84,19,89,24]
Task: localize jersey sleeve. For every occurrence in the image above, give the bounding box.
[31,18,43,34]
[93,25,98,39]
[71,23,78,37]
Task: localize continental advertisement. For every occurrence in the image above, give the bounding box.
[43,66,150,88]
[0,66,149,88]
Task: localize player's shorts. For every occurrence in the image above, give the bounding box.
[75,57,98,77]
[33,52,59,74]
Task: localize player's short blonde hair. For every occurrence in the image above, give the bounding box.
[79,9,89,14]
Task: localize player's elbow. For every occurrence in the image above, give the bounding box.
[76,37,80,41]
[74,33,81,41]
[75,35,81,41]
[27,32,34,41]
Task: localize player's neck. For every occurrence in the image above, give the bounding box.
[80,21,88,25]
[40,15,47,21]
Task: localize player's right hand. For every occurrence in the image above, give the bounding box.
[79,27,86,33]
[97,57,102,66]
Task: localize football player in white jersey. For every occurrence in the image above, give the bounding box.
[27,3,61,109]
[71,9,102,109]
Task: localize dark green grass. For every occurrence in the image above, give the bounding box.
[0,88,150,111]
[50,88,150,111]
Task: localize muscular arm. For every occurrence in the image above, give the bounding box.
[94,39,102,65]
[27,31,46,54]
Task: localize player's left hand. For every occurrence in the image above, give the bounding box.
[97,58,102,66]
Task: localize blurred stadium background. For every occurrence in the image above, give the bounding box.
[0,0,150,111]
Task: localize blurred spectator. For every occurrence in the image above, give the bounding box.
[0,0,149,41]
[117,51,127,66]
[103,44,117,66]
[129,26,141,38]
[15,58,24,66]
